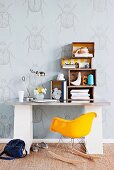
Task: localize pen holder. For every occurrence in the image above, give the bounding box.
[18,91,24,102]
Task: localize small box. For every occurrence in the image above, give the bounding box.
[51,80,67,102]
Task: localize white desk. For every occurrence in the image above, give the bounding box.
[8,100,110,154]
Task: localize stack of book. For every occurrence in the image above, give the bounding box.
[70,89,90,102]
[74,53,93,58]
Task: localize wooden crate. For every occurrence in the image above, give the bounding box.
[50,80,67,102]
[67,86,94,103]
[68,69,96,86]
[72,42,94,58]
[61,57,92,69]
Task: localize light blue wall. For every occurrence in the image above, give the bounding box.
[0,0,114,139]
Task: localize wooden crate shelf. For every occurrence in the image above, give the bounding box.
[61,57,92,69]
[72,42,94,58]
[50,80,67,102]
[68,69,96,86]
[67,99,94,103]
[67,99,94,101]
[67,86,94,102]
[68,85,95,88]
[50,42,96,103]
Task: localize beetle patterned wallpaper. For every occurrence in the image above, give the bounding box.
[0,0,114,139]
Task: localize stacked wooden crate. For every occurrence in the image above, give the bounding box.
[61,42,96,103]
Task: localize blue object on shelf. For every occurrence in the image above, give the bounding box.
[88,74,94,85]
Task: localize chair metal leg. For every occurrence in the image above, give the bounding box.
[55,135,69,152]
[61,137,100,161]
[54,135,63,152]
[77,138,87,153]
[70,138,100,161]
[70,138,85,153]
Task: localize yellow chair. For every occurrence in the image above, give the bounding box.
[48,112,98,163]
[50,112,96,138]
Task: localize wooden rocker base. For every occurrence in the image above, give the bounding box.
[48,150,85,165]
[71,148,100,161]
[47,146,100,164]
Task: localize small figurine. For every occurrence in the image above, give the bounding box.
[52,88,61,100]
[79,62,89,68]
[70,59,75,65]
[74,46,93,57]
[76,47,89,54]
[71,72,81,86]
[57,73,65,80]
[75,62,79,68]
[82,75,88,85]
[64,60,69,65]
[85,63,89,68]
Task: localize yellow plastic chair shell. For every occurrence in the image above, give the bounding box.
[50,112,97,138]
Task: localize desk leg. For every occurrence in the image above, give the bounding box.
[84,106,103,154]
[14,105,33,154]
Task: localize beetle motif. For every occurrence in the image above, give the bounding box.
[0,3,12,31]
[0,79,10,102]
[0,113,13,138]
[33,107,48,138]
[102,108,113,138]
[25,0,44,14]
[26,26,44,53]
[57,3,78,31]
[91,26,109,51]
[95,63,110,88]
[0,42,13,66]
[91,0,112,12]
[97,70,109,88]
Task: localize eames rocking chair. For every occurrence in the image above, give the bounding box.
[48,112,99,164]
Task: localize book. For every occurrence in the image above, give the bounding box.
[71,93,90,97]
[74,53,93,58]
[63,81,67,101]
[70,89,89,93]
[62,65,76,69]
[71,100,90,103]
[32,99,58,103]
[71,96,90,99]
[61,81,67,102]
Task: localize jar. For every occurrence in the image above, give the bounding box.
[36,93,44,100]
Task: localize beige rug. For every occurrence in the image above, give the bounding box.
[0,144,114,170]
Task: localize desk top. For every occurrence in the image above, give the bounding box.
[7,99,110,106]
